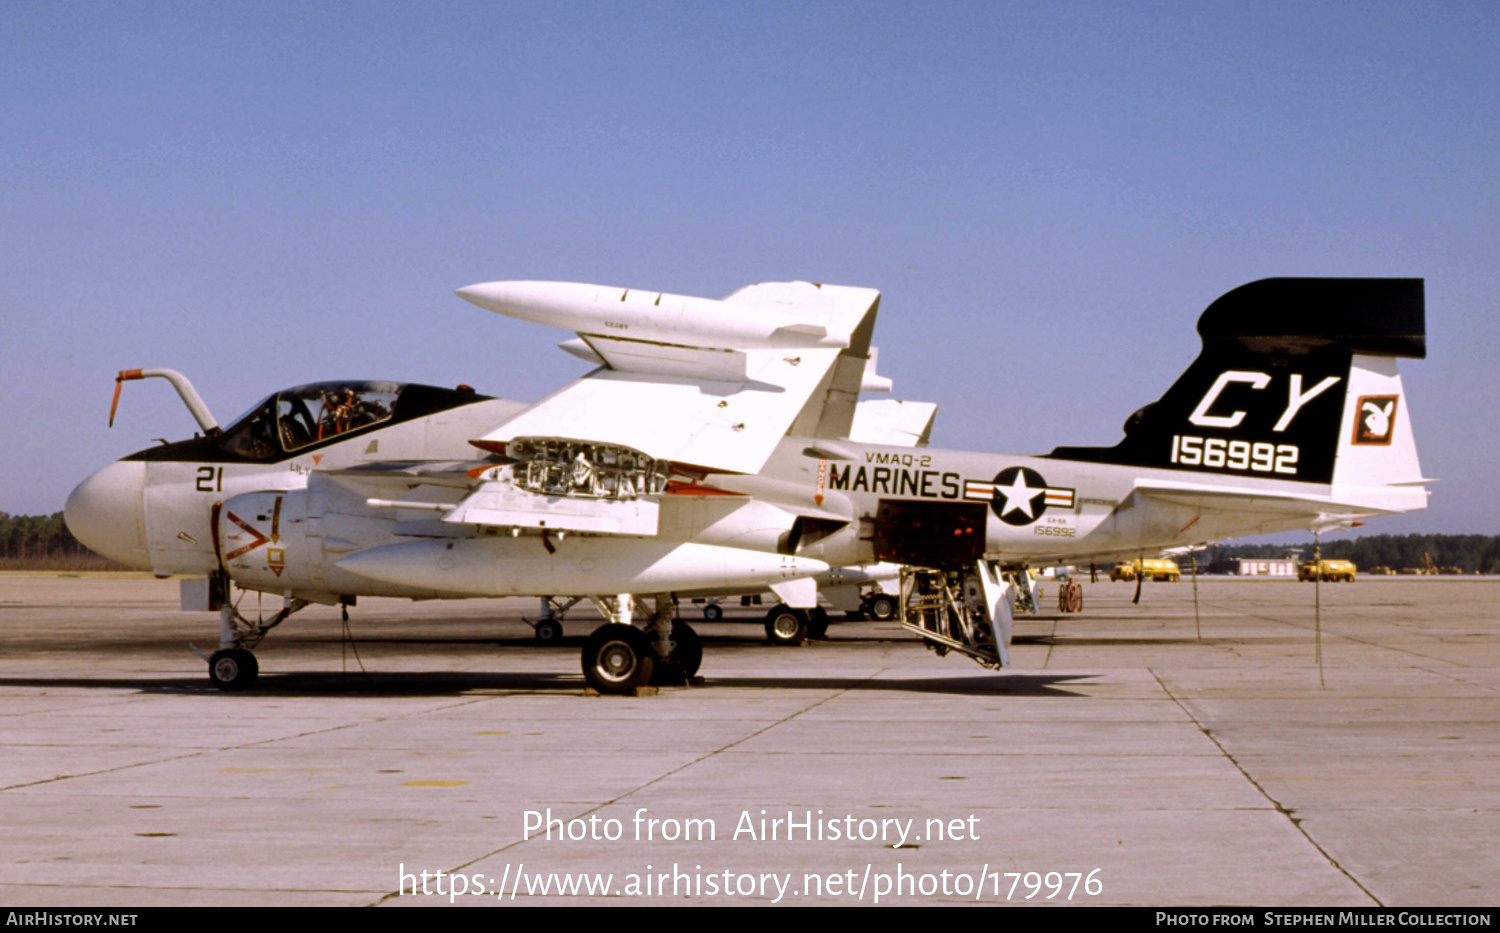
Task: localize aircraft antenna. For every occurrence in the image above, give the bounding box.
[341,603,368,680]
[1312,531,1326,689]
[1191,549,1201,641]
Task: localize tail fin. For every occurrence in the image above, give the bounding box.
[1046,278,1425,489]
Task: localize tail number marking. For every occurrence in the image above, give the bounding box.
[1188,371,1341,432]
[1171,435,1298,475]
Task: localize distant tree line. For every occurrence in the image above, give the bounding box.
[1197,535,1500,575]
[0,512,126,570]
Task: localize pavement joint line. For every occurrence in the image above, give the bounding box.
[3,746,224,793]
[1,694,497,793]
[1188,599,1472,669]
[1148,667,1384,908]
[370,670,886,906]
[0,695,151,720]
[1410,666,1500,694]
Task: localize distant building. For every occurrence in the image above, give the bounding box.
[1207,558,1298,577]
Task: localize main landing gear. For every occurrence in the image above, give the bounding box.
[581,624,655,692]
[580,595,703,694]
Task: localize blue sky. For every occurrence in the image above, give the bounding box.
[3,1,1495,534]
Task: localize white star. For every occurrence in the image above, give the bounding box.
[995,472,1041,520]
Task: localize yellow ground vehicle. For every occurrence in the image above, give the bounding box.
[1299,559,1356,582]
[1110,559,1181,582]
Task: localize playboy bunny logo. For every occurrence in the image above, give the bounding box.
[1352,395,1399,445]
[1362,400,1392,437]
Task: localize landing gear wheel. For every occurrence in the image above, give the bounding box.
[208,649,258,691]
[669,622,702,678]
[807,607,830,640]
[702,603,723,622]
[651,622,703,685]
[865,593,898,622]
[764,606,808,646]
[582,624,655,694]
[534,618,564,643]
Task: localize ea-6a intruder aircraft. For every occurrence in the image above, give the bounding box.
[66,277,1427,692]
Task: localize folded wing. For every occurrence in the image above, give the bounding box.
[458,280,883,475]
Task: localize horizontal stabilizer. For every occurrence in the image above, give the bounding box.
[1130,481,1334,523]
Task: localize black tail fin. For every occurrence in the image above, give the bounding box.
[1045,278,1424,486]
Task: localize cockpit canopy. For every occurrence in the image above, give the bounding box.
[119,380,492,464]
[218,381,402,460]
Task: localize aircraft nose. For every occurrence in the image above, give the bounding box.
[64,460,152,569]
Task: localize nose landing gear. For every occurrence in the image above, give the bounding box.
[198,581,312,691]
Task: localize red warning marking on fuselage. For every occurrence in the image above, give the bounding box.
[223,512,269,561]
[664,481,744,496]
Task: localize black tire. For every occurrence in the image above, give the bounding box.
[764,606,807,646]
[651,622,704,685]
[865,593,898,622]
[208,649,258,691]
[807,607,830,640]
[671,622,703,678]
[702,603,723,622]
[581,624,655,694]
[534,618,564,643]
